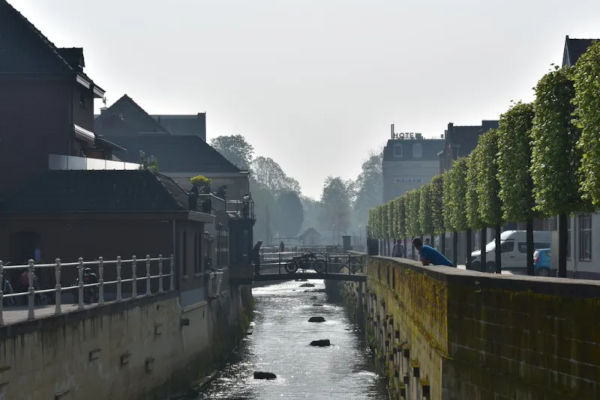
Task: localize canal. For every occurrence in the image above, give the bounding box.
[196,279,388,399]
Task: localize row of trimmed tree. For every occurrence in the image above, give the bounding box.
[368,42,600,277]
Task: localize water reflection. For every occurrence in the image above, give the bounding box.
[197,280,388,399]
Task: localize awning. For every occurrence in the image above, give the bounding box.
[74,124,95,143]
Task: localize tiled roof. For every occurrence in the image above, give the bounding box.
[151,114,206,140]
[1,170,189,214]
[105,134,241,174]
[95,95,170,136]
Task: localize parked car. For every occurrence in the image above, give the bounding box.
[533,248,552,276]
[470,230,551,272]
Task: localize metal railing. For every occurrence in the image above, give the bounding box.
[0,254,174,326]
[256,250,365,275]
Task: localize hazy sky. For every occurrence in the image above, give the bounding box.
[12,0,600,198]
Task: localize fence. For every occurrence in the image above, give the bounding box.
[0,254,174,326]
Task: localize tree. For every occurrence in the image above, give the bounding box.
[274,191,304,238]
[319,177,352,243]
[574,42,600,206]
[419,183,434,244]
[431,174,445,248]
[210,135,254,170]
[446,158,468,266]
[250,178,276,244]
[497,102,535,275]
[396,196,407,255]
[466,151,485,270]
[406,189,421,258]
[476,129,503,273]
[352,152,383,231]
[251,156,301,194]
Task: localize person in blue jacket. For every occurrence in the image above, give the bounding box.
[412,238,453,267]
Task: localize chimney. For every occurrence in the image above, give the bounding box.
[391,123,395,138]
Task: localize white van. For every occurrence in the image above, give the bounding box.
[470,230,551,272]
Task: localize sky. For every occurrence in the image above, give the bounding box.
[11,0,600,199]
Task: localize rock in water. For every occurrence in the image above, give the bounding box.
[312,303,323,307]
[253,371,277,380]
[308,316,326,323]
[310,339,331,347]
[299,283,315,288]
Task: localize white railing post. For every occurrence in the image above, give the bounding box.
[27,259,35,320]
[170,254,175,291]
[131,255,137,298]
[0,260,4,326]
[145,255,151,296]
[55,258,62,315]
[77,258,84,310]
[98,257,104,305]
[116,256,122,302]
[158,254,164,293]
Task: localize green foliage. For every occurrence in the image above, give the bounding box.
[352,152,383,231]
[430,175,445,234]
[531,67,586,215]
[406,189,421,237]
[446,158,468,231]
[275,191,304,237]
[251,156,301,194]
[190,175,211,187]
[320,177,352,236]
[442,170,453,231]
[397,196,407,239]
[497,102,535,222]
[573,42,600,205]
[210,135,254,170]
[466,152,484,229]
[386,200,395,239]
[419,184,434,235]
[476,129,503,226]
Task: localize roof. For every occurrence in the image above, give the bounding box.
[562,36,599,67]
[0,1,103,94]
[440,120,498,159]
[298,227,321,239]
[1,170,190,214]
[105,134,241,174]
[151,114,206,140]
[95,95,170,136]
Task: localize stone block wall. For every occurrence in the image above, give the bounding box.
[333,256,600,400]
[0,286,251,400]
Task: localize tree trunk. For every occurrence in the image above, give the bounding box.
[452,230,458,267]
[466,228,472,269]
[558,213,568,277]
[480,228,487,272]
[430,233,435,248]
[526,218,534,276]
[403,238,408,259]
[495,224,501,274]
[441,232,446,254]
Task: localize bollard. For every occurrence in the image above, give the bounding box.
[146,255,151,296]
[116,256,122,301]
[55,258,62,315]
[170,254,175,291]
[77,257,84,310]
[158,254,164,293]
[132,255,137,298]
[98,257,104,305]
[0,260,4,326]
[27,259,35,320]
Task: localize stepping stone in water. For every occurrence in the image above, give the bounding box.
[308,316,326,323]
[253,371,277,380]
[310,339,331,347]
[312,304,323,307]
[299,283,315,288]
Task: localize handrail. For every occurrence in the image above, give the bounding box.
[0,254,174,326]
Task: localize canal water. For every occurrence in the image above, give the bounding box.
[196,279,388,399]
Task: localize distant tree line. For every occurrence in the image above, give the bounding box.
[368,42,600,277]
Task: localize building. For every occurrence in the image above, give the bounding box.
[382,124,444,202]
[95,94,255,271]
[152,114,206,141]
[562,35,598,67]
[0,0,119,197]
[438,120,498,173]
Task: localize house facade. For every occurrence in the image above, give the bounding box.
[438,120,498,173]
[382,124,444,202]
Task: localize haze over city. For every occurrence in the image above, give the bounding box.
[11,0,600,198]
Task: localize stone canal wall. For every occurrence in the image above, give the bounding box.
[329,256,600,400]
[0,286,251,400]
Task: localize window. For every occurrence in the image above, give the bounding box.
[412,143,422,158]
[393,144,403,158]
[579,214,592,261]
[501,241,514,253]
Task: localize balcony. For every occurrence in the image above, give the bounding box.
[49,154,140,171]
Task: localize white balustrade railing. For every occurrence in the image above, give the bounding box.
[0,254,174,326]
